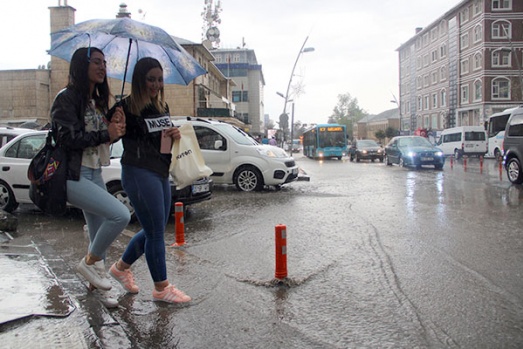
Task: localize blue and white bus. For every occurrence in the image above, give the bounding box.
[302,124,348,160]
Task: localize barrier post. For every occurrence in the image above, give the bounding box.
[275,224,287,279]
[450,156,454,169]
[499,160,503,181]
[172,202,185,246]
[463,156,467,171]
[480,155,484,173]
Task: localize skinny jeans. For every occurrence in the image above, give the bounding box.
[67,166,130,259]
[120,164,171,283]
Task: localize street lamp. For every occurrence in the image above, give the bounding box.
[390,97,402,135]
[279,36,314,151]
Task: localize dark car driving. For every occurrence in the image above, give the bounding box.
[348,139,384,162]
[384,136,445,170]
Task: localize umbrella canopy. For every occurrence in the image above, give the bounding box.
[49,18,207,86]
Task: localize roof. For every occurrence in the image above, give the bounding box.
[360,108,399,123]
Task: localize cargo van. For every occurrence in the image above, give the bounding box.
[436,126,487,158]
[502,106,523,184]
[171,117,299,191]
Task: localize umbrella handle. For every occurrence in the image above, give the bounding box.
[119,38,133,102]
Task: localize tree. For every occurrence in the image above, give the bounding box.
[328,93,368,140]
[375,130,386,144]
[385,127,398,139]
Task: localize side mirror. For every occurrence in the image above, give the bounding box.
[214,140,223,149]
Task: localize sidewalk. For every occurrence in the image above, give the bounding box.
[0,231,130,348]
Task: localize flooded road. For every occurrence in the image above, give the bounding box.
[1,155,522,348]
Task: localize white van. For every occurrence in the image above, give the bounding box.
[436,126,487,158]
[172,117,299,191]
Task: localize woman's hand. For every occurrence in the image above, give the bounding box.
[108,106,126,142]
[164,126,181,141]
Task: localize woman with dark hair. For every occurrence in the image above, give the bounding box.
[51,47,131,308]
[107,57,191,304]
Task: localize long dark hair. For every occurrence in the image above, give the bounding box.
[128,57,167,115]
[67,47,111,114]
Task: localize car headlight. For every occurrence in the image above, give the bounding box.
[257,147,288,158]
[362,150,368,154]
[407,151,417,157]
[435,151,444,157]
[377,149,383,154]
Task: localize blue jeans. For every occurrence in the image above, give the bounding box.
[121,165,171,283]
[67,166,130,259]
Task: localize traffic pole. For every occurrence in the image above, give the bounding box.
[172,202,185,247]
[274,224,287,279]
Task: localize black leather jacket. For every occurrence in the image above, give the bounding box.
[50,88,111,181]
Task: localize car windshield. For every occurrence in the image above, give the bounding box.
[398,137,431,147]
[358,140,379,147]
[214,123,257,145]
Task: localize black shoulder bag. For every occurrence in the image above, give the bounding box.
[27,129,68,216]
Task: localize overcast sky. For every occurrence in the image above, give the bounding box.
[2,0,463,125]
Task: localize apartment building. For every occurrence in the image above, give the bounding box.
[213,48,265,135]
[397,0,523,134]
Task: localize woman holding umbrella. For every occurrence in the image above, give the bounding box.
[107,57,191,304]
[51,47,131,307]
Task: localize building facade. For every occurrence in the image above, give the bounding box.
[0,3,238,129]
[213,48,266,135]
[397,0,523,134]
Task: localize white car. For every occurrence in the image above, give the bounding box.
[0,127,212,220]
[172,117,299,191]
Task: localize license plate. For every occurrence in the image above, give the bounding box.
[421,157,433,161]
[192,183,209,194]
[292,168,298,175]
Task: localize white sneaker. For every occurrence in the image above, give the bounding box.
[88,283,119,308]
[76,258,112,291]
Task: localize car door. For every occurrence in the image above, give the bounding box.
[0,133,46,203]
[193,125,231,181]
[386,139,400,163]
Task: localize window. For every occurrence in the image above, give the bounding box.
[423,33,429,47]
[424,75,429,87]
[441,89,447,107]
[194,126,226,151]
[418,96,423,111]
[431,27,438,41]
[233,54,241,63]
[460,33,469,49]
[440,66,447,81]
[242,91,249,102]
[215,55,223,63]
[440,43,447,58]
[417,76,423,89]
[473,0,483,16]
[461,84,469,104]
[432,70,438,84]
[474,80,482,101]
[423,54,429,67]
[431,115,438,129]
[417,56,422,69]
[439,20,448,36]
[232,90,249,102]
[492,77,510,99]
[492,49,511,67]
[432,93,438,109]
[424,95,429,110]
[431,49,438,62]
[492,20,511,38]
[460,8,469,23]
[473,25,482,43]
[473,52,482,70]
[492,0,512,10]
[461,58,469,75]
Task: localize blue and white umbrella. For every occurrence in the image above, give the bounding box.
[49,18,207,90]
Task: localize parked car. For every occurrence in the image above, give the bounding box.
[384,135,445,170]
[172,117,299,191]
[291,139,302,153]
[0,128,212,220]
[503,106,523,184]
[348,139,384,162]
[436,126,487,159]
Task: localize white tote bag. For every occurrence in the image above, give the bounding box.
[169,123,213,189]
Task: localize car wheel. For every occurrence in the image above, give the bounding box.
[494,148,502,161]
[107,182,137,222]
[0,179,18,213]
[435,164,444,170]
[385,155,392,166]
[506,157,523,184]
[349,154,354,162]
[356,153,360,162]
[399,157,406,168]
[379,157,384,163]
[235,166,263,192]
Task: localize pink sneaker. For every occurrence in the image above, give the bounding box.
[109,263,139,294]
[153,285,191,303]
